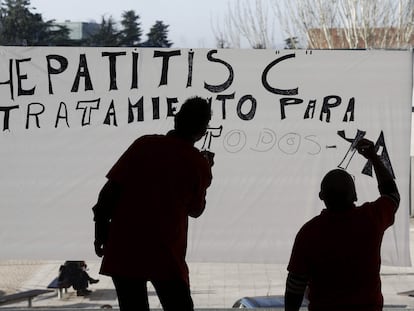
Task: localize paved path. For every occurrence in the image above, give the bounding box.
[1,222,414,309]
[2,261,414,309]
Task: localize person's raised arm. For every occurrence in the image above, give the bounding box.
[356,138,400,208]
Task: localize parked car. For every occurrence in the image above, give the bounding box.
[232,295,309,308]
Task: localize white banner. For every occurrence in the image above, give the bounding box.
[0,47,411,266]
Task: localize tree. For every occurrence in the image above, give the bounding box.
[284,36,300,49]
[0,0,70,45]
[272,0,414,49]
[216,0,413,49]
[143,20,172,47]
[89,15,119,47]
[119,10,142,47]
[211,9,240,48]
[0,0,37,45]
[212,0,276,49]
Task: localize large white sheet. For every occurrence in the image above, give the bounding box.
[0,47,411,266]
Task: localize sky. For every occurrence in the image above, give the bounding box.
[29,0,275,48]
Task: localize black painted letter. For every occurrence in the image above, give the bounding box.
[72,54,93,92]
[0,105,19,131]
[16,58,35,96]
[102,51,127,90]
[262,53,298,95]
[128,97,144,122]
[237,95,257,121]
[319,95,341,122]
[26,103,45,129]
[280,98,303,120]
[154,50,181,86]
[47,55,68,94]
[204,50,234,93]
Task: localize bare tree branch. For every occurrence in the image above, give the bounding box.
[271,0,414,49]
[212,0,277,49]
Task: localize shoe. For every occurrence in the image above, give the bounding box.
[77,289,92,296]
[89,279,99,284]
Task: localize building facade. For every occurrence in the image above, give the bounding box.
[55,21,100,41]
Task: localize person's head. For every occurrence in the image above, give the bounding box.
[319,169,357,211]
[174,96,211,143]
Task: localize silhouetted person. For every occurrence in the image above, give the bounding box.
[58,261,99,296]
[285,138,400,311]
[92,96,214,311]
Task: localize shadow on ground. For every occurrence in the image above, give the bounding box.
[87,289,118,301]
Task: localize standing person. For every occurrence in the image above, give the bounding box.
[285,138,400,311]
[92,96,214,311]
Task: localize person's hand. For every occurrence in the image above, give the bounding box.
[201,150,215,167]
[356,138,377,160]
[94,240,105,257]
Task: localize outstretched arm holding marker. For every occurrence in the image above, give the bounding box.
[356,138,400,208]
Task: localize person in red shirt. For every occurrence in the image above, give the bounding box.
[92,96,214,311]
[285,138,400,311]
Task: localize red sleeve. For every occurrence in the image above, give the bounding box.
[362,196,397,231]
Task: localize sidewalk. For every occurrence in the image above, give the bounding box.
[1,261,289,309]
[1,222,414,309]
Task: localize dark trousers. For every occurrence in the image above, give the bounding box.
[112,276,194,311]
